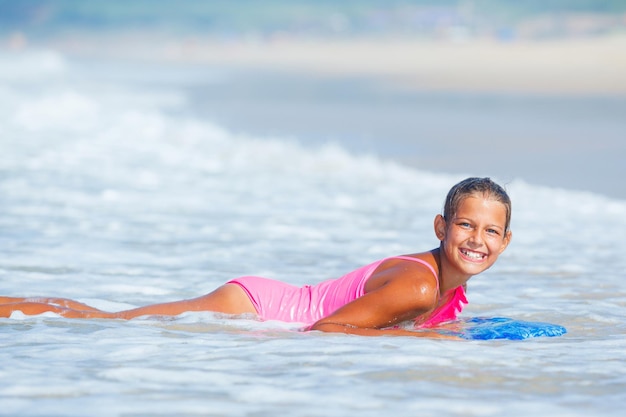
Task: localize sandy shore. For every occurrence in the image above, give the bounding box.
[172,36,626,95]
[43,33,626,96]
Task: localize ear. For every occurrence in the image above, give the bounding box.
[434,214,446,241]
[498,230,512,254]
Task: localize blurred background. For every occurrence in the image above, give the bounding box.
[1,0,626,198]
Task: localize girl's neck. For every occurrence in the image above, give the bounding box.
[431,247,472,294]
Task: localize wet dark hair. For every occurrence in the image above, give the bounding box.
[443,177,512,232]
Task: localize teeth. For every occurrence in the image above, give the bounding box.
[462,249,484,259]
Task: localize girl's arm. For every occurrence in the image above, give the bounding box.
[309,322,459,339]
[308,262,456,339]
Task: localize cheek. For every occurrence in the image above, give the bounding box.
[489,238,508,254]
[443,232,464,252]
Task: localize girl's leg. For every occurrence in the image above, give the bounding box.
[0,284,256,320]
[117,284,257,319]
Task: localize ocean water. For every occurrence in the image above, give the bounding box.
[1,49,625,417]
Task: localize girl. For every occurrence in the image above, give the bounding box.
[0,177,512,338]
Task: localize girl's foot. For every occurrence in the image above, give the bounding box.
[0,297,103,312]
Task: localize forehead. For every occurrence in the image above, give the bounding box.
[455,195,508,225]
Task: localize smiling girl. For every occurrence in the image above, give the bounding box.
[1,177,512,338]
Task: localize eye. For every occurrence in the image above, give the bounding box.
[486,228,500,235]
[458,222,472,229]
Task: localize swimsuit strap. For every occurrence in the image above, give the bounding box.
[389,255,438,289]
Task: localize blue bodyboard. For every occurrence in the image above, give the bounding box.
[447,317,567,340]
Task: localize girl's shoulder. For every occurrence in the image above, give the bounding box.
[364,251,440,295]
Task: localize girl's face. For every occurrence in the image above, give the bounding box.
[435,194,511,277]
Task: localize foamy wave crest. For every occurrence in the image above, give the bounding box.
[0,49,67,81]
[508,179,626,244]
[14,90,100,132]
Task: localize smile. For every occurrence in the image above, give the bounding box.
[460,248,486,261]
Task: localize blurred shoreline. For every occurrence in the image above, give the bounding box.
[14,32,626,96]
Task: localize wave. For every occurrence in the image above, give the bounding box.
[2,49,625,272]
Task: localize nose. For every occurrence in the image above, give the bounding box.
[467,229,484,247]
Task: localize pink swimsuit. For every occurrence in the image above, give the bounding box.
[228,256,467,327]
